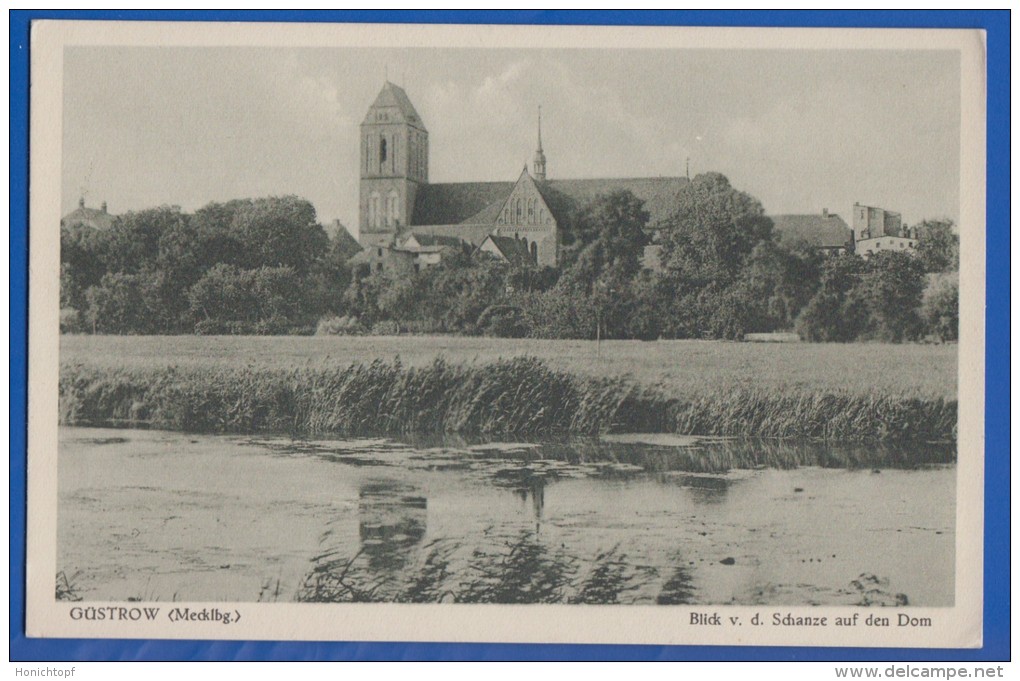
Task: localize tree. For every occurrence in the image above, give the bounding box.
[730,239,822,333]
[188,264,308,334]
[795,252,926,343]
[657,173,774,290]
[855,251,926,341]
[229,196,329,274]
[305,233,358,318]
[60,223,109,312]
[795,255,869,342]
[83,272,153,334]
[103,206,190,275]
[566,189,650,274]
[551,191,650,339]
[921,272,959,342]
[914,219,959,273]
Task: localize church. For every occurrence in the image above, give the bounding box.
[354,81,690,273]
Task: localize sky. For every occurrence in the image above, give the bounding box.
[62,46,961,235]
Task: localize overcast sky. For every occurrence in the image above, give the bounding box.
[62,46,960,233]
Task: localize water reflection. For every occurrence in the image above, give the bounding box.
[60,427,955,605]
[358,480,427,571]
[400,433,954,474]
[665,474,732,505]
[492,467,546,528]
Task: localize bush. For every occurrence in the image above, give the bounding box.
[476,305,530,338]
[315,315,366,336]
[370,320,401,336]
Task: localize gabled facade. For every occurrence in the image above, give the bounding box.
[490,168,558,266]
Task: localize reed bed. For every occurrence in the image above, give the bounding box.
[59,356,956,442]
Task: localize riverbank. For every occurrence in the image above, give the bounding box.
[59,356,956,442]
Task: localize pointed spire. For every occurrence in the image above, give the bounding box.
[532,105,547,181]
[537,105,543,152]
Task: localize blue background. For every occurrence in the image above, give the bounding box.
[9,10,1010,662]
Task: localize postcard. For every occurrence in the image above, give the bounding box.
[26,19,986,647]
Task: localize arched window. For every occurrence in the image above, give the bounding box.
[369,192,380,228]
[516,198,523,223]
[528,199,535,222]
[387,191,400,226]
[379,137,388,171]
[530,241,538,263]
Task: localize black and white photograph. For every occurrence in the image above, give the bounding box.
[26,20,986,647]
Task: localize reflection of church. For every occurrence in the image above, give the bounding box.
[355,81,689,273]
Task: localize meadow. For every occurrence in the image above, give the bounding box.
[61,335,957,401]
[58,335,958,443]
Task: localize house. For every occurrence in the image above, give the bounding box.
[60,197,116,230]
[771,209,854,255]
[851,202,918,257]
[356,81,690,272]
[349,230,471,275]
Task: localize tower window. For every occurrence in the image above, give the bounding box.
[379,137,388,168]
[387,191,400,226]
[369,192,381,228]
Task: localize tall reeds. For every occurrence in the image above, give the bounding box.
[59,356,956,442]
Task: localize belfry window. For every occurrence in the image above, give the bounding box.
[379,138,388,170]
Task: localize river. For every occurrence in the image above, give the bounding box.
[57,427,955,606]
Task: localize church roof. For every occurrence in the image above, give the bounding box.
[412,182,513,226]
[410,176,690,232]
[543,177,690,229]
[772,213,853,249]
[481,235,534,267]
[405,232,470,250]
[407,222,496,247]
[364,81,425,127]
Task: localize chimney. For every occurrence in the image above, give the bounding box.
[101,201,107,213]
[822,207,829,219]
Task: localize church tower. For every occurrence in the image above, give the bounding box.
[359,81,429,247]
[532,106,547,181]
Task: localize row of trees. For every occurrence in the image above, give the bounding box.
[61,196,357,334]
[331,174,958,342]
[60,176,959,342]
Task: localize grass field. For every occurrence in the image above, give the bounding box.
[61,334,958,401]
